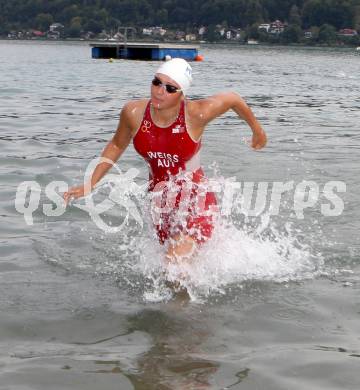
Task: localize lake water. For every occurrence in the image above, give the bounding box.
[0,40,359,389]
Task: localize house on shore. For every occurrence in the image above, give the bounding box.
[338,28,358,37]
[269,20,286,34]
[258,24,271,33]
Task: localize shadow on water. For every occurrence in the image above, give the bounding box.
[115,308,219,389]
[1,304,251,389]
[82,307,249,389]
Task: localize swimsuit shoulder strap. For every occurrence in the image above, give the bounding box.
[174,99,186,126]
[143,100,152,121]
[133,100,152,139]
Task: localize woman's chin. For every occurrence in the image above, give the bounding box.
[151,97,164,109]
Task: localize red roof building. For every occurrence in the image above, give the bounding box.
[338,29,358,36]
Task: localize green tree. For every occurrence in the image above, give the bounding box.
[199,2,223,26]
[306,25,320,44]
[60,5,81,24]
[83,19,103,33]
[156,9,168,25]
[258,30,270,42]
[289,5,302,26]
[67,16,82,37]
[247,24,260,40]
[353,5,360,31]
[263,0,296,22]
[318,23,337,44]
[350,34,360,46]
[204,24,218,42]
[245,0,264,26]
[35,13,54,31]
[302,0,353,30]
[282,24,303,43]
[1,0,359,42]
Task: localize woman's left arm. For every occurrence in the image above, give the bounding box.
[196,92,267,149]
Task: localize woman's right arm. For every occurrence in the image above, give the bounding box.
[63,102,136,204]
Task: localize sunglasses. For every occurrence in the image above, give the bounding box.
[151,77,181,94]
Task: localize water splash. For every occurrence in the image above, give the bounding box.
[135,216,323,303]
[126,171,324,302]
[57,169,324,302]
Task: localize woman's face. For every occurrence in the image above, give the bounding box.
[150,73,183,109]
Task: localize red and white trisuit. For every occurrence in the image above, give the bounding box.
[133,100,217,244]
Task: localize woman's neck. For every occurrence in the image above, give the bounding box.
[150,101,183,128]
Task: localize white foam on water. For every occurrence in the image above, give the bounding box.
[70,169,324,302]
[136,216,323,303]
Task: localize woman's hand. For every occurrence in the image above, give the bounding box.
[63,182,92,205]
[252,129,267,150]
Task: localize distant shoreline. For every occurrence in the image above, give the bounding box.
[0,38,358,50]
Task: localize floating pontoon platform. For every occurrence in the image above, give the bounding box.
[90,42,199,61]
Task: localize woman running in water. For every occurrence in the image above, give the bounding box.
[63,58,267,263]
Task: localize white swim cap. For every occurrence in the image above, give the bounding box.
[156,58,192,95]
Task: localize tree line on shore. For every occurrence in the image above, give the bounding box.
[1,0,359,45]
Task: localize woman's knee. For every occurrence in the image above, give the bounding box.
[166,234,196,263]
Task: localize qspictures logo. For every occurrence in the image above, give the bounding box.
[14,158,346,233]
